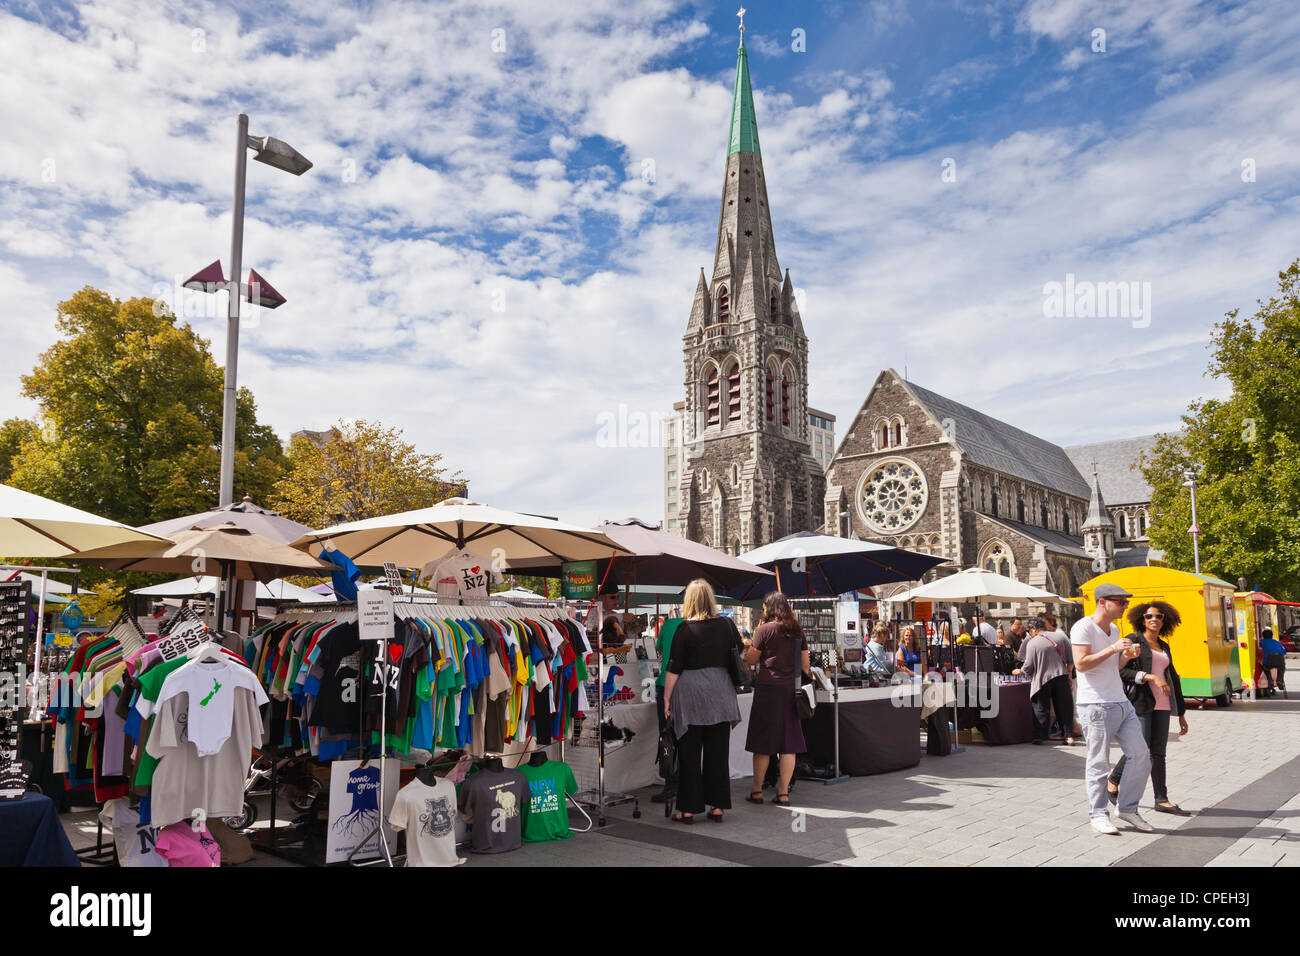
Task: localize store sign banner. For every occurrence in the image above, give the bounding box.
[562,561,598,600]
[382,562,405,596]
[914,601,932,620]
[358,589,394,642]
[325,758,399,864]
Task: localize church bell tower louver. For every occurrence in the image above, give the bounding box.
[677,17,825,554]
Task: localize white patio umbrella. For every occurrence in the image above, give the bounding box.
[889,567,1063,604]
[131,575,330,604]
[289,497,631,569]
[0,483,169,557]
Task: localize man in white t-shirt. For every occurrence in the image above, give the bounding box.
[974,618,998,646]
[1071,582,1152,835]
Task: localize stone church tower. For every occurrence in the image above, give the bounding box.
[678,26,825,554]
[1081,469,1116,575]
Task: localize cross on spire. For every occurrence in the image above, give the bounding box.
[738,6,746,35]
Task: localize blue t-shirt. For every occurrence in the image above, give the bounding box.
[1260,637,1286,657]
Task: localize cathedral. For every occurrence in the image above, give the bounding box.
[675,28,826,553]
[671,26,1161,604]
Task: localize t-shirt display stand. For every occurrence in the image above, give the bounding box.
[0,579,32,801]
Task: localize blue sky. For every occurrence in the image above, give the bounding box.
[2,0,1298,529]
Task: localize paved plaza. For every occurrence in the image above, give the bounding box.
[58,693,1300,867]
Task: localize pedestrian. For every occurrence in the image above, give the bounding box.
[1258,628,1287,695]
[1012,617,1075,745]
[651,615,683,803]
[1006,617,1027,654]
[995,624,1006,645]
[663,579,743,824]
[895,625,922,678]
[1106,601,1191,816]
[1071,583,1153,835]
[742,592,811,806]
[1042,610,1082,738]
[864,623,895,676]
[975,616,999,645]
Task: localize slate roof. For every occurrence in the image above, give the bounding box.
[982,515,1090,559]
[903,378,1092,500]
[1064,436,1159,506]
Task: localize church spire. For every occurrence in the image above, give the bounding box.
[728,22,760,158]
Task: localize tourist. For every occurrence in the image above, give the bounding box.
[1071,583,1152,834]
[742,592,811,806]
[864,623,895,676]
[995,624,1006,645]
[663,579,743,823]
[1107,601,1191,816]
[1012,618,1075,745]
[1006,617,1027,654]
[895,626,922,678]
[1042,610,1082,738]
[975,616,999,645]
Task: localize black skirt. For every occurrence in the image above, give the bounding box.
[745,683,808,755]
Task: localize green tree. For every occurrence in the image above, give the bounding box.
[1142,260,1300,596]
[273,419,465,528]
[10,287,287,525]
[0,418,40,484]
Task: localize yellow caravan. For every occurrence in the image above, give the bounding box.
[1081,567,1241,706]
[1233,591,1280,695]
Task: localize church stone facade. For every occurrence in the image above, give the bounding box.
[676,32,824,554]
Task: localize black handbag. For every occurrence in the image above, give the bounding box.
[726,620,754,689]
[794,636,815,719]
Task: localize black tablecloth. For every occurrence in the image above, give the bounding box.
[953,680,1035,745]
[0,792,80,867]
[802,694,921,776]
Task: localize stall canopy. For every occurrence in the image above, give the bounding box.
[1,571,93,596]
[69,523,332,583]
[139,494,313,545]
[288,497,631,570]
[0,483,170,557]
[726,531,948,599]
[888,566,1063,604]
[594,519,774,591]
[131,575,330,603]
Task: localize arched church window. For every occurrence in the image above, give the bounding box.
[706,366,720,426]
[718,286,729,323]
[893,420,903,446]
[1138,511,1147,536]
[727,363,741,422]
[1041,504,1049,527]
[781,375,791,426]
[1063,510,1070,534]
[765,369,774,421]
[881,422,891,448]
[770,288,779,321]
[1118,513,1127,538]
[1017,498,1025,523]
[991,491,999,517]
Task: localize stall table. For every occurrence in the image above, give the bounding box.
[800,685,924,776]
[0,792,79,866]
[951,678,1035,745]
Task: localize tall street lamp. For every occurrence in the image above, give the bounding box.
[214,114,311,507]
[1182,467,1201,573]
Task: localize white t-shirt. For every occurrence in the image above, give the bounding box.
[389,777,464,867]
[419,549,501,599]
[1070,616,1126,704]
[155,658,269,757]
[976,621,998,645]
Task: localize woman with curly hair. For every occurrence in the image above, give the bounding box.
[1105,600,1192,816]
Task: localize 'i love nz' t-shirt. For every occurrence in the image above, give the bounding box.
[520,760,579,842]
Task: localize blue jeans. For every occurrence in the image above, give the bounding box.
[1078,700,1150,818]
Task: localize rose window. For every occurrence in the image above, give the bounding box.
[858,459,927,534]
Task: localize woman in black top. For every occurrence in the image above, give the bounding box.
[1106,600,1191,815]
[663,579,742,823]
[743,592,811,805]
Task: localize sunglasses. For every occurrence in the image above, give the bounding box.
[1105,598,1130,606]
[1144,612,1164,620]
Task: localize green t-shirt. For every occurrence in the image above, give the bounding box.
[655,618,683,687]
[520,760,579,842]
[132,655,195,787]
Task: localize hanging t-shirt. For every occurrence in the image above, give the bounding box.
[520,759,579,842]
[420,549,501,600]
[154,658,269,757]
[456,766,527,854]
[98,798,167,868]
[310,622,365,730]
[389,777,464,867]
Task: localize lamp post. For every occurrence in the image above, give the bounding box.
[1182,467,1201,573]
[217,114,312,506]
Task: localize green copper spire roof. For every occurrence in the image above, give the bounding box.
[727,34,760,158]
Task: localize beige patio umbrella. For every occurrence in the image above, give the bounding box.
[289,497,631,568]
[70,523,332,583]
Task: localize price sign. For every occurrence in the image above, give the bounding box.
[359,589,395,642]
[382,562,405,596]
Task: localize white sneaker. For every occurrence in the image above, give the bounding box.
[1115,810,1155,833]
[1091,816,1120,835]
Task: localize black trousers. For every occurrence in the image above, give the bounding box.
[1110,710,1171,801]
[1030,675,1075,740]
[675,721,731,814]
